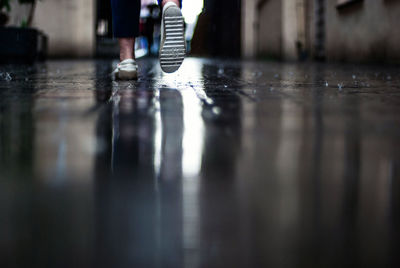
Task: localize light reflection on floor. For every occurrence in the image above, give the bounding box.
[0,58,399,267]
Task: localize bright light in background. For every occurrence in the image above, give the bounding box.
[182,0,204,24]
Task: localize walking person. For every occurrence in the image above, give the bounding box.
[111,0,185,79]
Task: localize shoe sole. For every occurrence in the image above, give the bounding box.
[118,69,138,80]
[159,6,185,73]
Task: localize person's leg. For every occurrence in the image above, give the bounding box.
[111,0,141,79]
[118,38,135,61]
[158,0,181,8]
[111,0,140,61]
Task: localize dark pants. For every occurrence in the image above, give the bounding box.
[111,0,182,38]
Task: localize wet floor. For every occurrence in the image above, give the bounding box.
[0,58,400,267]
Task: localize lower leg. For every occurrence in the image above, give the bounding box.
[161,0,180,8]
[118,38,135,61]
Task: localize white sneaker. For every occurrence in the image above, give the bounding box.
[159,2,186,73]
[113,59,138,80]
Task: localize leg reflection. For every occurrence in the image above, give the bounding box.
[94,75,184,267]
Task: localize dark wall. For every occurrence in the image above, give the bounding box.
[192,0,241,58]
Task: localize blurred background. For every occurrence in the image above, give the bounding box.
[1,0,399,62]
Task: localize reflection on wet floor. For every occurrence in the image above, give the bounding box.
[0,58,400,267]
